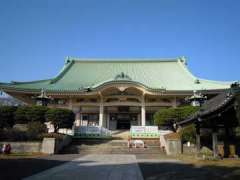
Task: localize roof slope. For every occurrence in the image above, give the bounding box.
[0,57,232,92]
[177,90,235,126]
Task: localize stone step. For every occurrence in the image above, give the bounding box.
[67,144,161,149]
[63,150,164,155]
[72,139,160,146]
[61,145,163,154]
[61,138,163,155]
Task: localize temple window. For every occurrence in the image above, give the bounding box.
[90,98,97,102]
[76,98,84,102]
[161,98,171,103]
[126,98,140,102]
[82,113,99,126]
[148,98,157,102]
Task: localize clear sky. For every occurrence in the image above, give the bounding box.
[0,0,239,82]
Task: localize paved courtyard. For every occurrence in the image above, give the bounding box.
[24,154,144,180]
[1,154,240,180]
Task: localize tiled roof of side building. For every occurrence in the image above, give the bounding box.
[0,57,233,92]
[177,90,236,126]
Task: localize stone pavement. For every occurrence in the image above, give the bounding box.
[5,153,239,180]
[24,154,144,180]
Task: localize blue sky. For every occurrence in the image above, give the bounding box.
[0,0,239,82]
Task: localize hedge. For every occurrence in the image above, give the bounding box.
[154,106,199,127]
[14,106,31,124]
[26,106,49,123]
[46,108,75,133]
[0,106,17,128]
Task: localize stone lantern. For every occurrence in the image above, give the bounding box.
[34,88,51,106]
[186,90,207,107]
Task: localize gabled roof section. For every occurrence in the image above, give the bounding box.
[0,57,232,92]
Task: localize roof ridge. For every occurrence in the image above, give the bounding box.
[65,56,183,63]
[50,60,75,84]
[177,59,197,81]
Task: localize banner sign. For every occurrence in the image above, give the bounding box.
[130,126,159,138]
[131,126,145,133]
[74,126,112,138]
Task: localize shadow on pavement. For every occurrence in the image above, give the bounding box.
[1,154,240,180]
[138,161,240,180]
[0,154,87,180]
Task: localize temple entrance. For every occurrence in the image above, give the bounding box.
[117,114,131,129]
[110,113,138,130]
[108,106,140,130]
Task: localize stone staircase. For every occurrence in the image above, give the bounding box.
[111,130,130,140]
[60,138,165,155]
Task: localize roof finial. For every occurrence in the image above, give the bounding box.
[65,56,71,64]
[180,56,187,65]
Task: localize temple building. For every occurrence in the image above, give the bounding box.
[0,57,232,130]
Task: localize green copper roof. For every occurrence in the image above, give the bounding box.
[0,57,233,92]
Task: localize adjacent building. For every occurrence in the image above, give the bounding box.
[0,57,232,130]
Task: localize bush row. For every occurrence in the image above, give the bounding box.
[0,121,47,141]
[0,106,75,133]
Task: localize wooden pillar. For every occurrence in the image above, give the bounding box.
[72,106,81,127]
[68,98,73,110]
[172,96,177,108]
[75,111,81,126]
[212,127,218,158]
[224,126,230,157]
[99,94,104,127]
[195,122,201,154]
[141,94,146,126]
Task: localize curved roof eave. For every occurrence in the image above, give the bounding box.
[0,57,234,93]
[0,83,229,96]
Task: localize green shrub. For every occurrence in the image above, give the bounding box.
[26,106,49,123]
[0,106,17,129]
[14,106,31,124]
[0,125,47,141]
[154,108,175,127]
[46,108,75,133]
[154,106,199,127]
[180,124,196,143]
[26,121,47,140]
[200,146,213,157]
[0,128,28,141]
[14,106,49,124]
